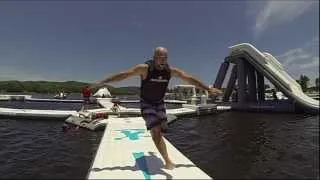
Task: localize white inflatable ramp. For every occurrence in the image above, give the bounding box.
[87,116,212,179]
[0,107,77,119]
[228,43,319,114]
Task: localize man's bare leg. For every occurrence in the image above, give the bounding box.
[150,125,175,169]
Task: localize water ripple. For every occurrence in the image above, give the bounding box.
[0,100,318,179]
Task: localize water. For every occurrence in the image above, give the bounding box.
[0,119,102,179]
[0,95,318,179]
[165,113,319,179]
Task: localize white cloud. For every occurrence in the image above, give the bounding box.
[248,0,314,38]
[300,57,319,69]
[276,37,319,85]
[277,48,312,66]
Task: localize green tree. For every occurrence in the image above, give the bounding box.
[0,80,140,95]
[10,82,23,92]
[297,74,310,92]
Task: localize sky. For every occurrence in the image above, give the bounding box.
[0,1,319,87]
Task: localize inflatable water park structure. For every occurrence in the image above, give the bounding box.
[213,43,319,114]
[0,43,319,179]
[1,43,318,120]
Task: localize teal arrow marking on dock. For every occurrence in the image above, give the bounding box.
[115,129,145,141]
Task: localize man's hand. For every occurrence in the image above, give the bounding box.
[208,87,223,95]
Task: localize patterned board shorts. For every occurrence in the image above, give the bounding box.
[140,100,168,131]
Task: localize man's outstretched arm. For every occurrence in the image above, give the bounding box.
[93,64,147,87]
[171,67,222,94]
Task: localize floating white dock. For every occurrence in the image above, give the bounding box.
[65,107,195,131]
[0,107,77,119]
[65,99,230,131]
[87,116,212,179]
[97,98,223,117]
[117,99,188,104]
[26,98,84,103]
[0,95,32,101]
[0,94,187,104]
[0,95,229,121]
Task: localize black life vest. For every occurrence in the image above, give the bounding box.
[140,60,171,103]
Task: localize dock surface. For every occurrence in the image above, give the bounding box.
[0,107,76,119]
[87,116,212,179]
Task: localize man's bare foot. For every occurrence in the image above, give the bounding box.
[164,162,176,170]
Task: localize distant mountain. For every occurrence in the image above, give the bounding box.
[111,86,140,95]
[0,80,140,95]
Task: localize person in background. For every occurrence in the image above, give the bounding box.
[111,99,121,117]
[81,85,92,110]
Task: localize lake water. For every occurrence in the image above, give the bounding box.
[0,94,318,179]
